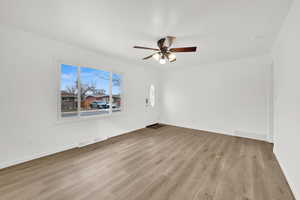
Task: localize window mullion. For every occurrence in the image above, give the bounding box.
[109,72,113,115]
[77,66,81,117]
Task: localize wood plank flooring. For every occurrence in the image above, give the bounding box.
[0,125,295,200]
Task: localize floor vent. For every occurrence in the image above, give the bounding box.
[146,123,166,129]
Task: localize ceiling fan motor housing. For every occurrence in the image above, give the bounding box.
[157,38,166,49]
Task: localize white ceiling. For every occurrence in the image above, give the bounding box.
[0,0,292,67]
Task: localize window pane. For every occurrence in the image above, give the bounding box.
[150,85,155,107]
[80,67,110,116]
[112,73,121,112]
[60,64,78,118]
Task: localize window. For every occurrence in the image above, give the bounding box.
[60,64,122,119]
[149,84,155,107]
[80,67,110,116]
[60,64,78,118]
[112,73,121,112]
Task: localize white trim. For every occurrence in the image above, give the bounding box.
[55,111,124,125]
[0,143,77,170]
[109,72,113,115]
[233,130,268,141]
[112,72,123,113]
[57,62,62,120]
[267,61,274,143]
[0,126,144,170]
[77,65,81,117]
[160,122,269,142]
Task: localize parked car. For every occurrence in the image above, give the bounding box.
[90,101,109,109]
[111,103,117,109]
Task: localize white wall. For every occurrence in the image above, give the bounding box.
[0,24,160,169]
[272,0,300,198]
[160,56,273,141]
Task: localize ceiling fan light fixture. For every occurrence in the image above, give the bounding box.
[159,58,167,64]
[153,52,160,61]
[168,53,176,62]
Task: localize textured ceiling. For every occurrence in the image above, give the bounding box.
[0,0,292,67]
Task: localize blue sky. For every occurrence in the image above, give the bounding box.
[60,64,121,95]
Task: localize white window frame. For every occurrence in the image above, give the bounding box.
[57,62,123,121]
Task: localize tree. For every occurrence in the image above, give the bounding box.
[65,80,100,100]
[80,83,97,100]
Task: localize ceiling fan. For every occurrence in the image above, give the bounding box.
[133,36,197,64]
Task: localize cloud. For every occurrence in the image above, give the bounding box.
[80,72,94,78]
[61,73,74,80]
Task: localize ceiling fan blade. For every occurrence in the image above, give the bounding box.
[166,36,176,47]
[170,58,176,63]
[166,53,176,62]
[133,46,160,51]
[169,47,197,53]
[143,54,155,60]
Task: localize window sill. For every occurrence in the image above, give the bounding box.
[56,111,123,124]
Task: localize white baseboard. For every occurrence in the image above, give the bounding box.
[161,122,269,142]
[0,126,145,170]
[0,143,77,170]
[233,130,268,141]
[0,124,269,170]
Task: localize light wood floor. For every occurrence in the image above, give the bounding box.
[0,125,295,200]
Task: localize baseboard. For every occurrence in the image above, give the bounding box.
[274,148,298,200]
[233,130,268,142]
[0,123,269,170]
[0,126,145,170]
[0,143,77,170]
[161,122,269,142]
